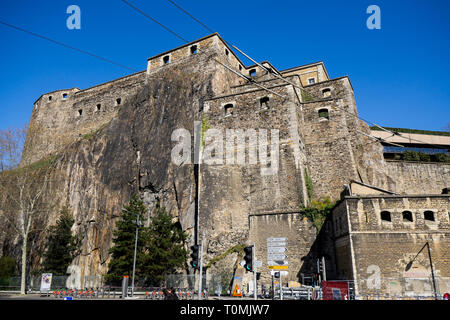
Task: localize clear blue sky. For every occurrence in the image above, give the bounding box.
[0,0,449,131]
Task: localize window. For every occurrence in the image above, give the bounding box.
[225,48,229,56]
[96,104,101,111]
[63,93,68,99]
[308,78,316,85]
[322,88,331,98]
[260,97,270,110]
[424,211,435,221]
[48,96,52,101]
[239,65,242,71]
[249,69,256,77]
[116,98,122,106]
[402,211,413,222]
[190,45,197,55]
[163,55,170,64]
[78,109,83,116]
[381,211,391,222]
[224,103,234,117]
[318,108,329,120]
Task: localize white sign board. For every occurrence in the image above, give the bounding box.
[267,253,288,260]
[267,237,287,242]
[267,247,287,253]
[267,260,289,266]
[40,273,52,291]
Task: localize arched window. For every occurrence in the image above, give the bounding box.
[48,96,52,101]
[381,211,391,222]
[190,45,197,55]
[424,211,435,221]
[116,98,122,106]
[225,48,229,56]
[224,103,234,117]
[318,108,329,120]
[78,109,83,116]
[163,55,170,64]
[260,97,270,110]
[322,88,331,98]
[96,104,101,111]
[402,211,413,222]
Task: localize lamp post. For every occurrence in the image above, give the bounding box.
[405,242,438,300]
[131,213,141,297]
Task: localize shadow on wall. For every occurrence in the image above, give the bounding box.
[297,215,337,284]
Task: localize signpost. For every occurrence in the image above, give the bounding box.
[40,273,52,294]
[267,237,288,300]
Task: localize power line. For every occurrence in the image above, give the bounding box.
[119,0,189,43]
[166,0,215,34]
[0,20,138,72]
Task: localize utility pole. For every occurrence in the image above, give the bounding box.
[198,232,205,300]
[131,214,140,297]
[253,243,257,300]
[322,256,327,281]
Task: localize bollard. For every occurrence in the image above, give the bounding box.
[122,276,129,299]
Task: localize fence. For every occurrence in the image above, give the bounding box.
[355,276,450,300]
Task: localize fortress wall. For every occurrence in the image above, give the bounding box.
[384,161,450,195]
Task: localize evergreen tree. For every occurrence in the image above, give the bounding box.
[41,207,80,275]
[141,204,188,286]
[105,195,148,285]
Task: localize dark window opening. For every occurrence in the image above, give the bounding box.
[63,93,68,99]
[260,97,270,110]
[322,88,331,97]
[48,96,52,101]
[96,104,101,111]
[381,211,391,222]
[424,211,435,221]
[224,103,234,117]
[116,98,122,105]
[308,78,316,85]
[402,211,413,222]
[163,55,170,64]
[239,65,242,71]
[318,108,329,120]
[249,69,256,77]
[225,49,229,56]
[190,45,197,55]
[78,109,83,116]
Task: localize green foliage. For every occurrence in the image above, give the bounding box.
[0,256,16,278]
[41,207,80,275]
[402,151,449,163]
[301,197,336,233]
[200,114,211,147]
[105,195,148,285]
[370,126,450,137]
[205,244,246,268]
[301,90,314,102]
[304,168,314,200]
[140,204,189,286]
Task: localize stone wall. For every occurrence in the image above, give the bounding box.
[384,161,450,195]
[333,195,450,296]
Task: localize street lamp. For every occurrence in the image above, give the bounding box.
[404,242,438,300]
[123,207,142,298]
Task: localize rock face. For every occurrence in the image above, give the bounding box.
[2,33,448,289]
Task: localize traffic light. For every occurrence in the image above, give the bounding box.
[243,246,253,272]
[190,245,199,269]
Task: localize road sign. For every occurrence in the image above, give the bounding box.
[267,253,288,260]
[267,237,287,242]
[269,266,289,270]
[267,260,289,266]
[267,247,287,253]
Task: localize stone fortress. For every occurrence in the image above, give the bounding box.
[15,33,450,296]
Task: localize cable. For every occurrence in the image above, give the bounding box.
[119,0,189,43]
[0,20,138,72]
[166,0,215,34]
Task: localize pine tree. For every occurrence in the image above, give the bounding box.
[41,207,80,275]
[105,194,148,285]
[141,204,188,286]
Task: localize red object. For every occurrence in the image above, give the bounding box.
[444,293,449,300]
[321,281,349,300]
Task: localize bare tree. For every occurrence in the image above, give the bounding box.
[0,160,56,294]
[0,124,28,171]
